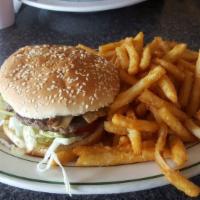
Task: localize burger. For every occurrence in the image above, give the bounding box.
[0,45,120,157]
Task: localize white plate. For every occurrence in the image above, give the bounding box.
[0,138,199,194]
[21,0,146,12]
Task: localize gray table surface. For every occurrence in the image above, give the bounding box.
[0,0,200,199]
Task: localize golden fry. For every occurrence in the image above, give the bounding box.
[74,143,170,166]
[52,149,77,167]
[119,69,138,85]
[155,148,200,197]
[110,66,166,113]
[99,41,122,52]
[124,38,140,74]
[115,46,129,69]
[148,37,161,53]
[168,135,188,166]
[139,90,188,121]
[163,43,187,63]
[155,124,168,153]
[158,75,178,103]
[104,121,128,135]
[133,32,144,54]
[158,38,171,53]
[185,118,200,139]
[181,49,199,62]
[99,50,116,58]
[139,46,152,70]
[155,125,200,197]
[162,170,200,197]
[154,58,185,80]
[149,106,162,124]
[187,51,200,116]
[166,40,177,49]
[178,70,193,108]
[128,129,142,155]
[177,59,195,72]
[157,107,195,142]
[112,114,159,132]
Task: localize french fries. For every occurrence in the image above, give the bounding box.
[181,49,199,62]
[177,59,195,72]
[99,41,123,52]
[185,118,200,139]
[74,143,170,166]
[52,149,77,167]
[51,34,200,197]
[112,114,159,133]
[110,66,166,113]
[128,129,142,155]
[163,43,187,63]
[168,135,188,167]
[132,32,144,55]
[158,75,178,103]
[178,70,193,108]
[104,121,128,135]
[155,125,200,197]
[139,46,151,70]
[157,107,194,142]
[187,51,200,116]
[139,90,188,121]
[116,46,129,69]
[124,38,140,74]
[119,69,138,85]
[154,58,185,80]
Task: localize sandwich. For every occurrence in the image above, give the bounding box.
[0,45,120,157]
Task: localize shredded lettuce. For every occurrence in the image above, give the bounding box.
[7,117,66,152]
[0,95,14,120]
[23,126,37,152]
[9,117,24,137]
[38,130,65,139]
[37,137,81,196]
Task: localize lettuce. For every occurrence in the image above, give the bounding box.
[37,137,81,196]
[7,116,66,151]
[0,95,14,120]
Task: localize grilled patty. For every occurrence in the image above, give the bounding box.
[16,114,98,137]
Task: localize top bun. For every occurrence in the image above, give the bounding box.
[0,45,120,119]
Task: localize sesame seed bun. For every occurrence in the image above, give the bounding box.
[0,45,120,119]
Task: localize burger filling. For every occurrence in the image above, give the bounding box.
[0,95,106,153]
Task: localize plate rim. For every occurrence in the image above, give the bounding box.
[21,0,147,12]
[0,142,199,194]
[0,160,200,185]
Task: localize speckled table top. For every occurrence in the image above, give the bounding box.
[0,0,200,199]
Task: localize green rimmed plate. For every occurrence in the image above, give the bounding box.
[0,135,199,194]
